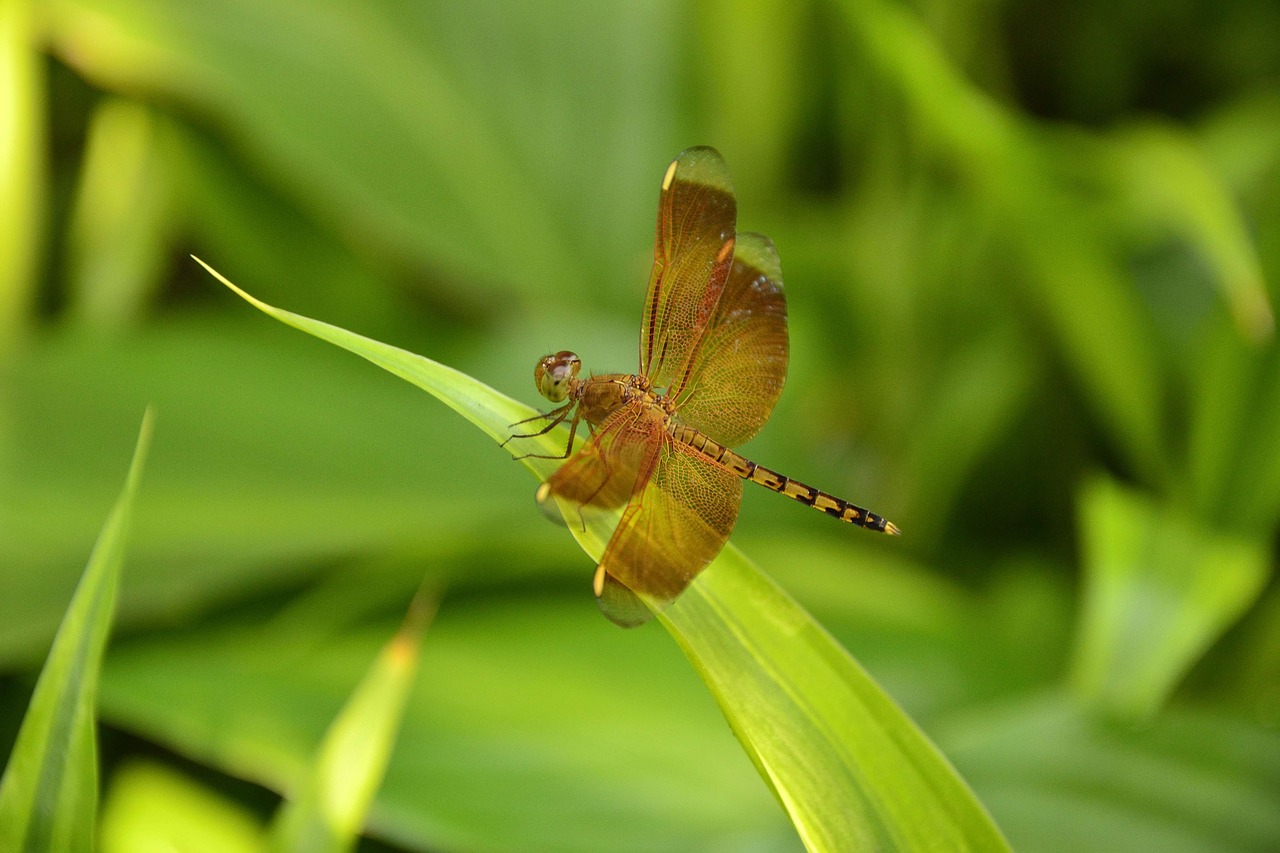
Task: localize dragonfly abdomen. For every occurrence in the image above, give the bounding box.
[669,423,900,535]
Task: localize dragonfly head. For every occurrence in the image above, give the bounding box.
[535,351,581,403]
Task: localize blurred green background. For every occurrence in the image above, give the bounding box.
[4,0,1280,849]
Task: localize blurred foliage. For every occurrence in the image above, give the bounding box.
[2,0,1280,849]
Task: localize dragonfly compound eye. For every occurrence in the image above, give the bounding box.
[535,351,581,402]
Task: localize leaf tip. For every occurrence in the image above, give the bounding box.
[191,256,271,312]
[125,406,156,492]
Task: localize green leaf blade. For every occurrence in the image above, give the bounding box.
[270,590,434,853]
[205,266,1009,849]
[664,552,1009,851]
[0,408,153,852]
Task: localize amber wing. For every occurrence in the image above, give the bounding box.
[639,147,738,395]
[674,232,788,447]
[542,149,787,626]
[536,402,689,626]
[538,402,663,521]
[595,441,743,624]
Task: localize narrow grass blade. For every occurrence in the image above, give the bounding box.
[0,408,154,852]
[270,588,435,852]
[193,257,558,475]
[203,262,1009,850]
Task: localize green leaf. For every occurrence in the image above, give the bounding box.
[1218,346,1280,534]
[0,0,46,349]
[194,259,554,475]
[0,316,566,668]
[50,0,679,305]
[1102,121,1273,344]
[101,597,788,851]
[832,0,1169,486]
[892,326,1033,548]
[201,261,1009,850]
[64,98,176,331]
[100,761,264,853]
[270,589,433,852]
[1071,476,1270,718]
[660,556,1008,850]
[1184,315,1260,523]
[940,694,1280,853]
[0,408,153,852]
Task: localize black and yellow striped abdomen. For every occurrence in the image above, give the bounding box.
[669,424,900,535]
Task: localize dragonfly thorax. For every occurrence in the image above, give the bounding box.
[534,350,582,403]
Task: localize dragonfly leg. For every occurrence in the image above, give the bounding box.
[539,422,616,534]
[501,403,573,449]
[509,409,582,461]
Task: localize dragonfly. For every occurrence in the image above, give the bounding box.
[511,146,898,626]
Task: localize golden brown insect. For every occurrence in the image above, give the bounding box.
[512,147,898,626]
